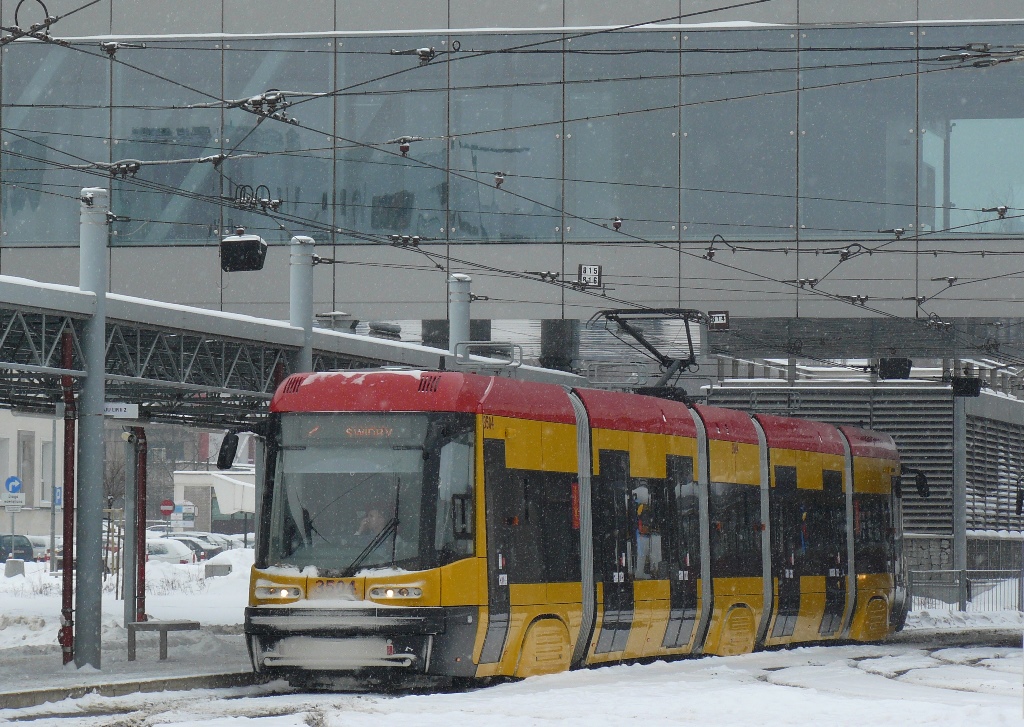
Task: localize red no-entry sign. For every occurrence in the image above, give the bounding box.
[160,499,174,516]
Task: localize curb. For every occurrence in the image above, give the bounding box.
[0,671,261,710]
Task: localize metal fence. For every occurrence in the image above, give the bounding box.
[910,570,1022,611]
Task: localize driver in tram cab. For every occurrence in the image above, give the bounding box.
[352,498,407,563]
[355,501,389,537]
[633,483,654,579]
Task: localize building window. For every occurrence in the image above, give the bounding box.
[17,431,35,507]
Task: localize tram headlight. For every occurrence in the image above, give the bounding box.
[369,586,422,600]
[254,585,303,600]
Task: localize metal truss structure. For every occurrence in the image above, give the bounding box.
[0,279,409,426]
[0,276,578,428]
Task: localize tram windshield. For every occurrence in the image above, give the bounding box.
[266,412,475,575]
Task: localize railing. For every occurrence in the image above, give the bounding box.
[909,569,1022,611]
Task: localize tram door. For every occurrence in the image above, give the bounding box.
[593,450,633,654]
[819,470,847,636]
[479,439,514,663]
[662,455,699,649]
[770,465,800,638]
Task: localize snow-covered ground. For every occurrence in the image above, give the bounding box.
[0,556,1020,725]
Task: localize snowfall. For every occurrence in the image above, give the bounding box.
[0,552,1020,726]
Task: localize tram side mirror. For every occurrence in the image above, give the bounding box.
[915,471,929,499]
[899,466,929,499]
[217,432,239,470]
[452,494,473,540]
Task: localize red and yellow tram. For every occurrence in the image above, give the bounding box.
[242,370,908,684]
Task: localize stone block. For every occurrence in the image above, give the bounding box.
[204,563,232,578]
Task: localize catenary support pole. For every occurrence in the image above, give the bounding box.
[76,187,108,669]
[952,394,967,572]
[122,431,137,627]
[134,427,147,623]
[289,236,315,373]
[48,403,61,574]
[59,331,76,664]
[448,274,471,361]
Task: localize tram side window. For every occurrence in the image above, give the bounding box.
[853,494,892,574]
[539,472,581,583]
[709,482,761,578]
[486,441,578,583]
[435,431,475,565]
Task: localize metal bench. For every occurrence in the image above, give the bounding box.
[127,619,200,661]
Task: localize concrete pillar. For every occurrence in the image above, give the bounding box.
[448,274,471,359]
[289,236,315,373]
[76,187,108,669]
[422,320,490,353]
[539,320,580,371]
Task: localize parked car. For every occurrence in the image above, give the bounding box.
[227,533,255,548]
[0,534,34,562]
[146,538,194,564]
[191,532,235,550]
[25,535,50,562]
[165,534,222,561]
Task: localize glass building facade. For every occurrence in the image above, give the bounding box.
[2,24,1023,250]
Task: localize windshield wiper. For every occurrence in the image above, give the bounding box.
[342,517,399,577]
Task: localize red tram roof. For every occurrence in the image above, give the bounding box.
[754,413,846,455]
[691,404,759,445]
[572,388,697,438]
[477,376,575,424]
[839,426,899,461]
[270,370,576,424]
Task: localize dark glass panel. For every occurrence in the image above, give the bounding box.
[111,41,222,245]
[223,38,335,245]
[2,42,109,245]
[565,31,679,243]
[799,27,917,239]
[681,29,797,241]
[450,34,562,243]
[335,36,447,242]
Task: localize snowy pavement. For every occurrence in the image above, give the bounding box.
[0,638,1018,726]
[0,554,1021,725]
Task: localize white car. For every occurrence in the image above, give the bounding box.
[25,535,49,561]
[146,538,194,564]
[190,531,235,550]
[227,533,255,548]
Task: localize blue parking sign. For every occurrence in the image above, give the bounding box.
[54,487,62,507]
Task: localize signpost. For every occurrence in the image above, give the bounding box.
[159,499,174,517]
[3,475,25,540]
[167,501,196,529]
